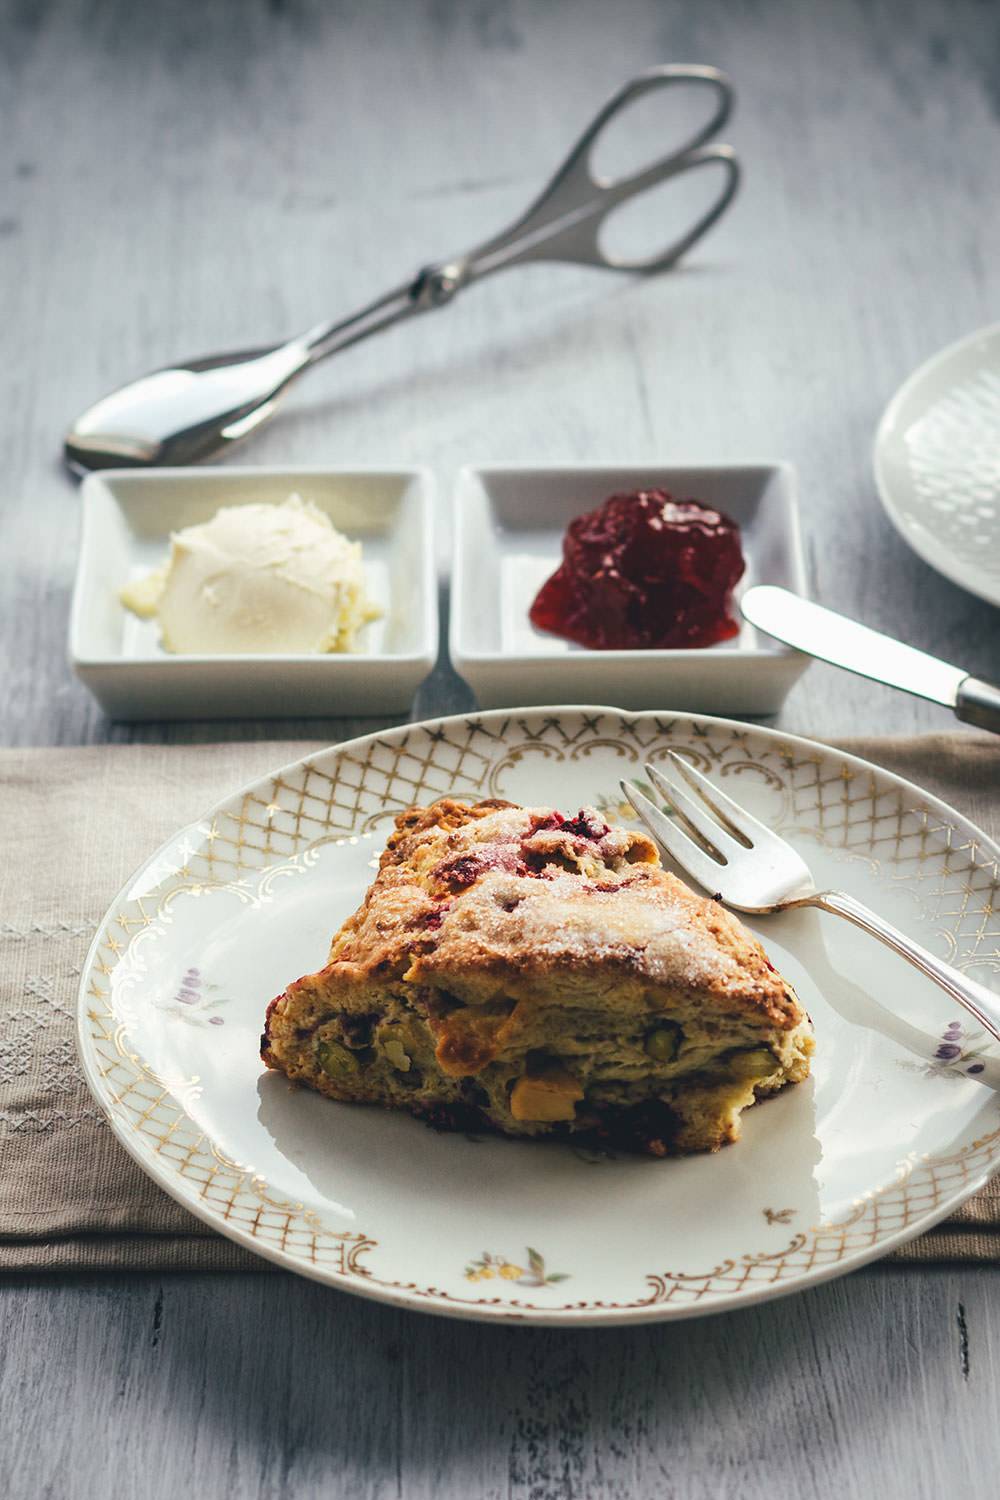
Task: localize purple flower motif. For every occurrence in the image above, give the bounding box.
[174,969,203,1005]
[159,967,228,1028]
[915,1020,992,1080]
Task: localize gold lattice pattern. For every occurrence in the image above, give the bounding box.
[80,711,1000,1316]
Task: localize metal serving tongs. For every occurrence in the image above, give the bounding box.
[65,65,739,472]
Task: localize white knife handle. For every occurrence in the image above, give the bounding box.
[813,889,1000,1044]
[956,677,1000,734]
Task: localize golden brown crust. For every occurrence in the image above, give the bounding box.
[262,798,814,1155]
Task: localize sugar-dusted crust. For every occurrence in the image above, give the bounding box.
[261,798,814,1155]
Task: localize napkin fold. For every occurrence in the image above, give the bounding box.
[2,734,998,1273]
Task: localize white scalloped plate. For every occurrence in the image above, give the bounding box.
[78,708,1000,1324]
[874,322,1000,606]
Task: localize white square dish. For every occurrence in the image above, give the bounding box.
[70,467,437,721]
[450,463,810,714]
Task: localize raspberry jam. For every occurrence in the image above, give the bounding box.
[529,490,745,650]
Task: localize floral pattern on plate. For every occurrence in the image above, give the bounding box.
[899,1020,990,1080]
[157,967,229,1027]
[77,708,1000,1325]
[464,1248,570,1286]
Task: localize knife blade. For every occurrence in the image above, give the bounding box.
[740,585,1000,734]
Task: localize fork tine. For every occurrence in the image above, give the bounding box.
[638,757,751,863]
[650,753,765,848]
[619,778,726,892]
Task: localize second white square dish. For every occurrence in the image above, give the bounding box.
[450,463,809,714]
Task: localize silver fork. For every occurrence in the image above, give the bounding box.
[621,752,1000,1045]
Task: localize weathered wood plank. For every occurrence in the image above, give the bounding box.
[3,1,1000,1496]
[1,1268,997,1499]
[2,0,999,743]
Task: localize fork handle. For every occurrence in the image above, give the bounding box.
[803,889,1000,1045]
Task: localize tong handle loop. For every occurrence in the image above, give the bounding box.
[306,66,741,363]
[460,64,739,279]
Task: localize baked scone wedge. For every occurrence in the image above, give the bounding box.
[261,798,814,1155]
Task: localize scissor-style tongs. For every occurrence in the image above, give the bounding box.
[65,65,740,470]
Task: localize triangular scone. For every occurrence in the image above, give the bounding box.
[262,798,814,1155]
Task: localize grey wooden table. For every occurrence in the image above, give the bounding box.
[3,1,1000,1496]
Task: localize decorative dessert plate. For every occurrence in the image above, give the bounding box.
[77,708,1000,1325]
[874,322,1000,607]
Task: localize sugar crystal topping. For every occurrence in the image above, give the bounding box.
[432,866,735,990]
[408,803,743,990]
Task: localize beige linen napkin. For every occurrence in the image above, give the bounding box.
[1,734,997,1272]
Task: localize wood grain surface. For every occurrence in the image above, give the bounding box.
[3,0,1000,1496]
[3,0,1000,747]
[2,1267,999,1498]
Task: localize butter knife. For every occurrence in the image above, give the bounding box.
[740,585,1000,734]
